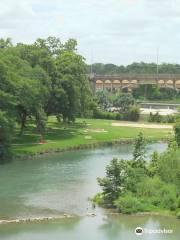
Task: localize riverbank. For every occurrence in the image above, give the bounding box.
[105,208,176,218]
[12,117,173,157]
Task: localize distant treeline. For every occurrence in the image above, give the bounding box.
[87,62,180,75]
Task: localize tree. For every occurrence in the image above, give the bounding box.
[113,93,135,113]
[0,112,14,160]
[55,51,90,121]
[0,38,12,49]
[0,36,92,158]
[132,132,147,168]
[95,90,110,110]
[97,159,128,204]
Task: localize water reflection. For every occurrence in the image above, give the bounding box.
[0,142,179,240]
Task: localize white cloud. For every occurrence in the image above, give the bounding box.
[0,0,179,64]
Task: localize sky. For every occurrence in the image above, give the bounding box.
[0,0,180,65]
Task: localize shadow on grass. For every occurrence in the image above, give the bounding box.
[13,120,86,145]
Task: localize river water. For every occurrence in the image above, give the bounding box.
[0,143,179,240]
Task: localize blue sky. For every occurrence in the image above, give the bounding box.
[0,0,179,65]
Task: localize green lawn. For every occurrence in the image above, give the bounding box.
[12,117,173,155]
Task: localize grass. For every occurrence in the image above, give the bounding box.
[12,117,173,155]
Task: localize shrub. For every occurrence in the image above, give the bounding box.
[174,121,180,147]
[149,113,175,123]
[157,148,180,190]
[161,186,178,211]
[114,193,144,214]
[166,114,176,123]
[136,177,178,211]
[148,112,162,123]
[124,106,140,122]
[93,109,122,120]
[92,193,105,206]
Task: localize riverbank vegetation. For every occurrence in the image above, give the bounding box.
[93,129,180,218]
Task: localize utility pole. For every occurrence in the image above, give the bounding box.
[90,35,94,77]
[90,47,94,75]
[156,47,159,81]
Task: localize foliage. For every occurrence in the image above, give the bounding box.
[148,112,162,123]
[124,105,140,121]
[97,159,128,205]
[0,37,92,157]
[94,132,180,217]
[114,193,144,214]
[148,112,176,123]
[95,90,111,110]
[93,109,122,120]
[132,132,146,168]
[0,112,14,160]
[113,93,135,113]
[174,121,180,147]
[88,62,180,75]
[94,92,140,121]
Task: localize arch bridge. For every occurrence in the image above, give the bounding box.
[89,74,180,93]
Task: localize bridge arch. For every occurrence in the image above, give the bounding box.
[113,80,121,84]
[158,79,165,84]
[112,80,121,93]
[95,80,103,90]
[104,80,112,91]
[122,80,130,84]
[131,79,138,88]
[166,80,174,89]
[166,80,173,85]
[131,80,138,84]
[175,80,180,89]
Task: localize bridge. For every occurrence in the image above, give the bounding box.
[89,74,180,93]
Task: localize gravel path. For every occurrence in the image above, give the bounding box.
[112,122,173,129]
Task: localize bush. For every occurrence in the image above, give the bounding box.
[93,109,122,120]
[166,114,176,123]
[174,121,180,147]
[92,193,105,206]
[148,112,162,123]
[136,177,178,211]
[148,113,175,123]
[114,193,144,214]
[161,185,178,211]
[156,148,180,191]
[124,106,140,122]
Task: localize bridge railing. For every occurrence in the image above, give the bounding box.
[89,74,180,80]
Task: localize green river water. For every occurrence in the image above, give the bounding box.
[0,143,179,240]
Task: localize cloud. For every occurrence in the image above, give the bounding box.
[0,0,179,64]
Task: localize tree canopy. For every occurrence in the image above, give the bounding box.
[0,37,91,160]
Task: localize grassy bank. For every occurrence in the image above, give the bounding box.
[12,117,173,155]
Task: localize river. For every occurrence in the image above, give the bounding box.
[0,143,179,240]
